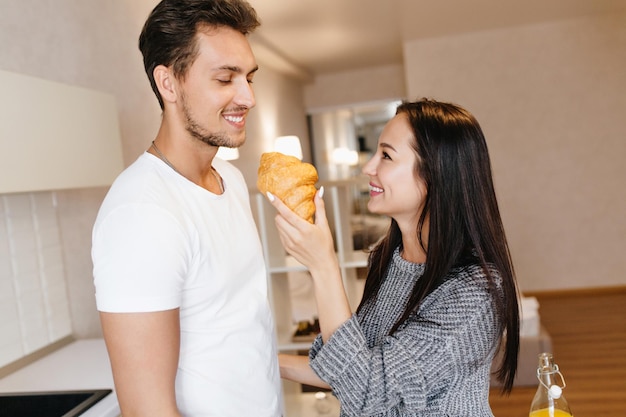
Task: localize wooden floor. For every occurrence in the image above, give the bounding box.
[489,287,626,417]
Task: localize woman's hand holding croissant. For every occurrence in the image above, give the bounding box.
[267,187,337,275]
[266,187,352,341]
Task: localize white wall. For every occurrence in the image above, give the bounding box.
[0,0,310,348]
[304,63,406,110]
[0,192,73,368]
[403,12,626,292]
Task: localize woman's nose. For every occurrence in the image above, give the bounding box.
[361,155,376,176]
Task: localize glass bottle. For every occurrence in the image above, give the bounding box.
[529,352,573,417]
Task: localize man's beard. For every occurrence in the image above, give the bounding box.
[181,94,244,149]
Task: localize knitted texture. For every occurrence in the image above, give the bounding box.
[309,247,501,417]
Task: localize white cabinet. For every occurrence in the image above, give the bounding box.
[0,69,124,194]
[251,177,390,416]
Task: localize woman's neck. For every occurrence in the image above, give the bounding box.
[398,217,428,264]
[400,238,427,264]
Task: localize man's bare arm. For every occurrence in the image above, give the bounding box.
[100,309,182,417]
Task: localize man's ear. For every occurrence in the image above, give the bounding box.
[154,65,177,104]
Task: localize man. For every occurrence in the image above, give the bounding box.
[92,1,281,416]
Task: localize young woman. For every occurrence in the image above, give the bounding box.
[267,98,519,416]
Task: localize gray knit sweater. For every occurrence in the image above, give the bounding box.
[309,248,501,417]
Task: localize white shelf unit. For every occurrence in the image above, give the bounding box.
[252,178,375,354]
[252,177,390,416]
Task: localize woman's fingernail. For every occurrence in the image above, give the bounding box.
[266,191,275,202]
[318,186,324,199]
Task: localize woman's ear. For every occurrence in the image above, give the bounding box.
[153,65,177,104]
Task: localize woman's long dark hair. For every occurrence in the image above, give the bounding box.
[357,98,519,393]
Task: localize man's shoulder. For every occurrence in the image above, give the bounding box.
[96,153,179,219]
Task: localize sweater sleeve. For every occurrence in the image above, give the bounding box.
[309,269,500,416]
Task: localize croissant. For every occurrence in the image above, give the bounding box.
[257,152,319,223]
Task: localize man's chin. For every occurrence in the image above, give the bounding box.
[198,133,245,149]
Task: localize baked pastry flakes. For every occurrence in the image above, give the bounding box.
[257,152,318,223]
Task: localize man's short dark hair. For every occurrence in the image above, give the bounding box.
[139,0,260,109]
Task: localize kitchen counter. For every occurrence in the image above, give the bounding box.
[0,339,119,417]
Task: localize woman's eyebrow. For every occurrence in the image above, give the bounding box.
[380,142,397,152]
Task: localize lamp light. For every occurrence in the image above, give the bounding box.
[274,135,303,160]
[216,147,239,161]
[331,147,359,166]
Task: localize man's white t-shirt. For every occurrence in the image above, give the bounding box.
[93,153,281,416]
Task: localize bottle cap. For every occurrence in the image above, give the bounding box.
[549,385,562,399]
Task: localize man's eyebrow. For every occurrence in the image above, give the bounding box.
[215,65,259,76]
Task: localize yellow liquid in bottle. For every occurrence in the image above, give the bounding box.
[529,409,573,417]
